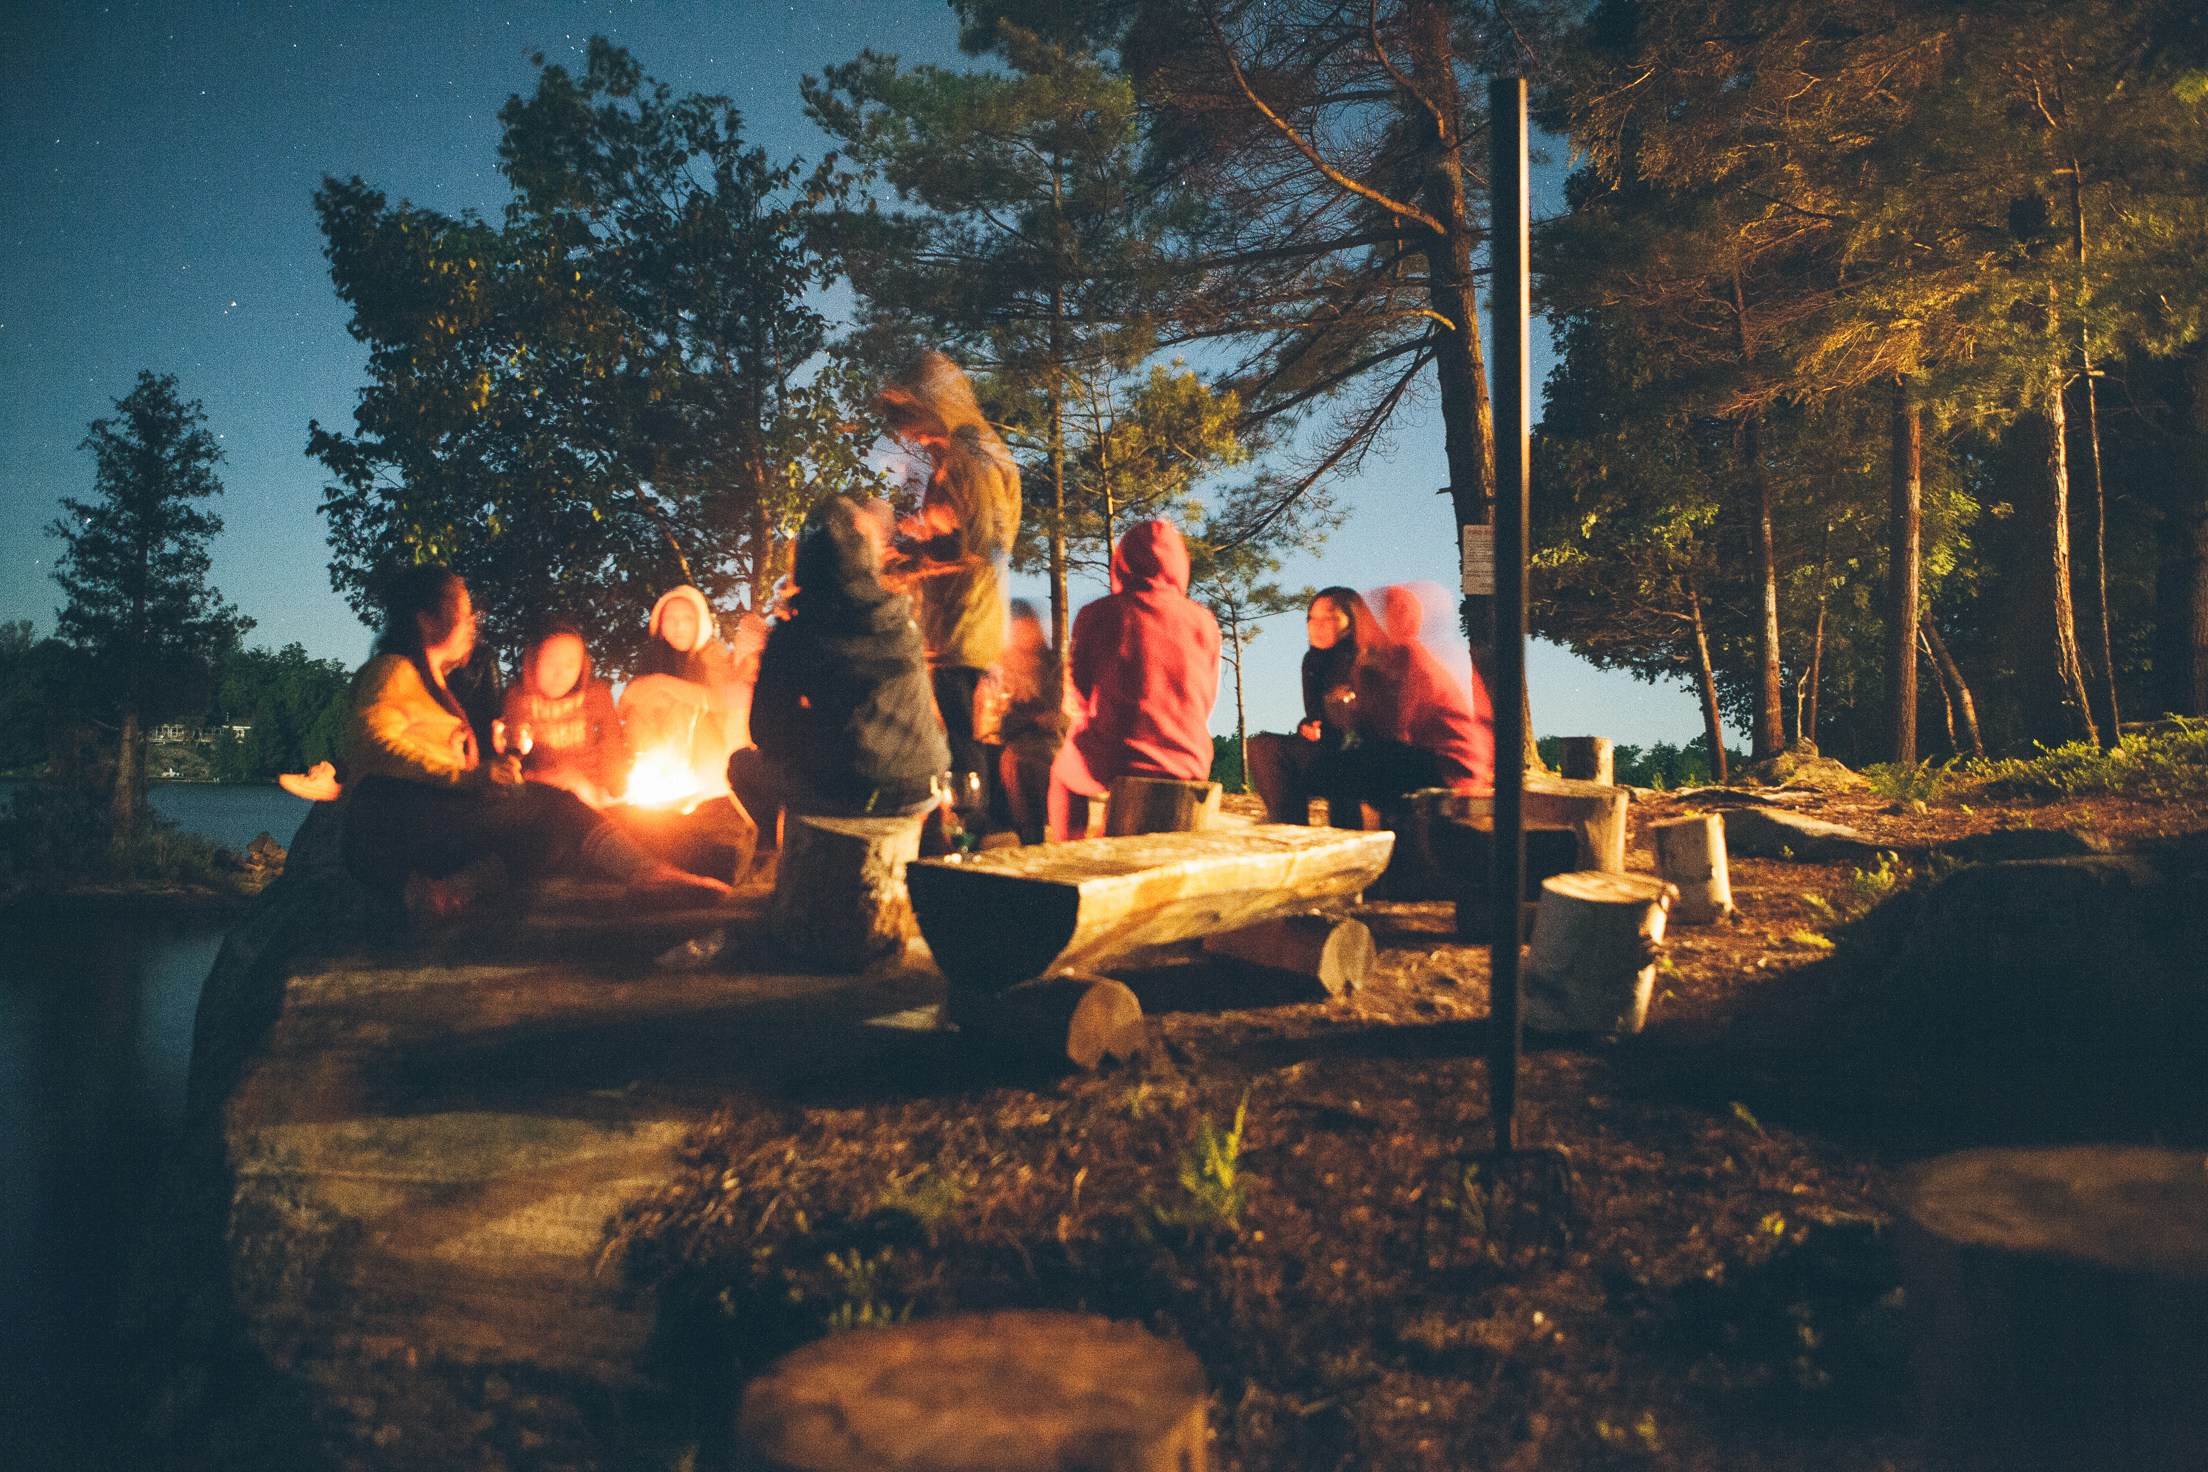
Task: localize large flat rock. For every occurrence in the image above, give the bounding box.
[166,807,950,1469]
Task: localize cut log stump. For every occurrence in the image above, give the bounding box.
[1557,736,1615,785]
[907,825,1393,991]
[768,813,924,972]
[1651,813,1733,923]
[737,1308,1210,1472]
[1898,1146,2208,1472]
[1524,775,1630,874]
[1104,776,1222,837]
[947,973,1146,1071]
[1522,870,1674,1035]
[1201,914,1375,997]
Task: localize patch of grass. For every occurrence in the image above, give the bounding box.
[1158,1088,1253,1234]
[875,1167,964,1234]
[1962,719,2208,801]
[819,1247,910,1332]
[1861,759,1951,803]
[1846,852,1906,910]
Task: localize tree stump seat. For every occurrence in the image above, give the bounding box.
[1103,775,1222,836]
[1899,1145,2208,1471]
[1521,870,1675,1035]
[737,1309,1210,1472]
[768,812,925,972]
[1651,812,1733,923]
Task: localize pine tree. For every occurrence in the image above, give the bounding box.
[50,372,247,843]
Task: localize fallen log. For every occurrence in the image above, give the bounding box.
[907,825,1394,991]
[1522,870,1675,1035]
[1201,914,1375,997]
[1899,1146,2208,1472]
[1651,813,1733,923]
[1104,776,1221,836]
[768,813,924,971]
[738,1309,1210,1472]
[947,972,1145,1071]
[1557,736,1615,784]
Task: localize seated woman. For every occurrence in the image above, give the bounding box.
[1047,519,1221,840]
[1245,586,1366,825]
[340,566,729,920]
[499,620,626,808]
[994,599,1070,844]
[726,495,950,843]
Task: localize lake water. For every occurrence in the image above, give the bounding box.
[0,783,306,1462]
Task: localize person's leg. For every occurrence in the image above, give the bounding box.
[931,665,986,781]
[1245,732,1321,825]
[340,776,480,895]
[1003,735,1055,844]
[726,745,788,849]
[1045,739,1104,841]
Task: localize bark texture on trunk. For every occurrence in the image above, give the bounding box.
[2160,494,2208,718]
[110,706,143,844]
[1744,411,1785,758]
[1688,585,1729,784]
[2022,364,2099,747]
[1889,378,1923,764]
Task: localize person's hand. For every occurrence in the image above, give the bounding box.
[487,754,525,787]
[1297,719,1322,742]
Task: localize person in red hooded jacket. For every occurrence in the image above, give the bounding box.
[1362,583,1494,793]
[1047,519,1222,839]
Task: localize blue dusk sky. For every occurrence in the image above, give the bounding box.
[0,0,1719,745]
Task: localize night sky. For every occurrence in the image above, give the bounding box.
[1,0,1714,743]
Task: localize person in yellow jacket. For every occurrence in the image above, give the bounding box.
[339,566,729,921]
[879,351,1019,789]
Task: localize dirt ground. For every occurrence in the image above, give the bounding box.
[609,780,2206,1471]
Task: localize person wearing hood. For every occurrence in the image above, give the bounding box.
[728,494,951,842]
[1046,519,1221,840]
[878,351,1020,787]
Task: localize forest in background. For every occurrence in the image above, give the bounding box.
[14,1,2208,819]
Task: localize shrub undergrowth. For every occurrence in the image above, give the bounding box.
[1959,719,2208,801]
[0,783,235,893]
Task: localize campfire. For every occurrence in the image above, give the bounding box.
[623,743,718,812]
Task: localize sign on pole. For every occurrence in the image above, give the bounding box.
[1460,524,1495,597]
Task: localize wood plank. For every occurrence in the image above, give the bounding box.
[908,825,1394,991]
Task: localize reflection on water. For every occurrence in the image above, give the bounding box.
[0,788,282,1461]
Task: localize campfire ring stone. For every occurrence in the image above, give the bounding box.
[736,1309,1211,1472]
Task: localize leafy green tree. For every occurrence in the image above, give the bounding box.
[311,40,882,668]
[202,644,354,782]
[49,372,247,842]
[805,22,1171,650]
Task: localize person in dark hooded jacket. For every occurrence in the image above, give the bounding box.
[727,495,951,841]
[1046,518,1221,839]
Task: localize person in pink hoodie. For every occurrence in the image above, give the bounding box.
[1047,519,1222,839]
[1365,583,1494,792]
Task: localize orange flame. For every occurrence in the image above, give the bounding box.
[623,742,719,813]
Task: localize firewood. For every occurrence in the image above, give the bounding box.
[1201,914,1375,997]
[1557,736,1615,784]
[1651,813,1733,923]
[1522,870,1674,1034]
[737,1309,1210,1471]
[907,826,1393,991]
[767,813,924,972]
[1103,776,1222,836]
[1898,1146,2208,1472]
[947,972,1145,1071]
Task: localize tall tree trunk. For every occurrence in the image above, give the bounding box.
[1742,410,1785,759]
[2062,146,2120,744]
[1688,583,1729,785]
[1046,359,1070,660]
[1232,630,1249,793]
[2159,492,2208,718]
[2023,358,2099,746]
[1922,611,1984,760]
[752,497,775,609]
[111,706,142,847]
[1921,627,1959,756]
[1888,377,1922,764]
[1401,2,1540,770]
[1803,594,1826,750]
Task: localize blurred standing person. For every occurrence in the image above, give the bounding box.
[995,599,1070,843]
[1048,519,1221,840]
[878,351,1020,787]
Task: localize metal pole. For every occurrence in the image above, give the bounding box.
[1488,75,1530,1156]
